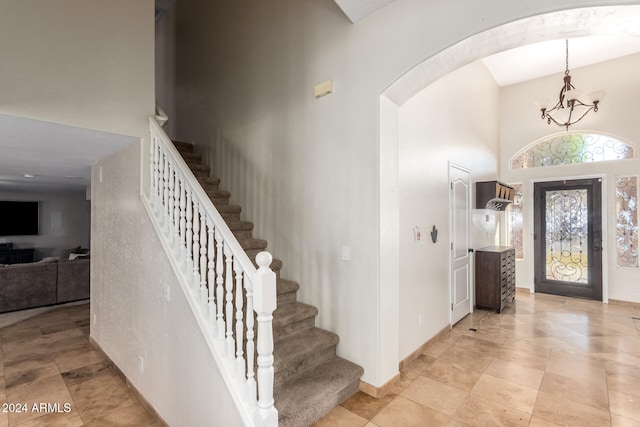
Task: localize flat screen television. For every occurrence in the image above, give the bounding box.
[0,201,40,236]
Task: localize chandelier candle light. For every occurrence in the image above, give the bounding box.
[536,39,605,130]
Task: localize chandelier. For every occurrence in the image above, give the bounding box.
[536,39,605,130]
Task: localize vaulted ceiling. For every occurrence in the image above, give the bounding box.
[3,2,640,194]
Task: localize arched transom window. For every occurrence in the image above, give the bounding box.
[511,133,634,169]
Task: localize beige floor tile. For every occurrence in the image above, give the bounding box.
[62,361,137,423]
[451,335,502,357]
[484,357,544,390]
[340,391,396,421]
[495,345,550,371]
[3,359,61,390]
[610,390,640,422]
[312,405,368,427]
[402,354,436,374]
[385,367,420,395]
[528,416,563,426]
[371,396,450,427]
[446,419,473,427]
[10,409,84,427]
[470,374,538,415]
[400,375,467,416]
[540,372,609,410]
[453,394,530,427]
[545,350,607,387]
[423,358,484,392]
[85,402,161,427]
[439,345,494,372]
[5,374,76,426]
[532,391,611,427]
[612,413,640,427]
[607,369,640,398]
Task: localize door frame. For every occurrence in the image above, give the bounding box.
[449,161,473,325]
[528,174,609,302]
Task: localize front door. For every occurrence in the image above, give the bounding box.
[533,178,603,300]
[450,163,472,324]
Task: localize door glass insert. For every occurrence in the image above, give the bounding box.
[545,189,589,284]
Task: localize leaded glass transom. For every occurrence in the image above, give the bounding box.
[511,133,634,169]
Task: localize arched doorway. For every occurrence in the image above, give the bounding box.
[379,5,640,380]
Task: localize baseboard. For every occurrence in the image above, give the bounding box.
[609,298,640,309]
[89,337,169,427]
[358,324,451,399]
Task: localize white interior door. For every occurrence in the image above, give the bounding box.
[450,163,472,325]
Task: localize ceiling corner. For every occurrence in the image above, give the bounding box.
[333,0,396,23]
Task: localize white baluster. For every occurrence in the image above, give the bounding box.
[253,251,278,427]
[200,210,208,305]
[224,244,235,359]
[207,219,216,323]
[245,275,257,405]
[153,137,160,205]
[149,135,156,202]
[163,153,170,229]
[167,164,175,236]
[178,175,186,255]
[215,228,225,340]
[185,189,193,276]
[192,200,201,294]
[234,262,245,380]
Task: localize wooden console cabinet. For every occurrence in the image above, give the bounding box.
[475,246,515,313]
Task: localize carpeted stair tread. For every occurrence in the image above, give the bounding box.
[197,176,221,186]
[172,140,194,152]
[238,237,268,251]
[273,302,317,331]
[275,357,365,427]
[206,189,230,198]
[277,279,299,299]
[187,162,210,173]
[173,140,364,424]
[226,220,254,231]
[180,151,202,162]
[273,327,338,374]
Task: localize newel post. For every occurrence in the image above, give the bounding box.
[252,251,278,427]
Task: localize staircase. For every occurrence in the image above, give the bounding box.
[173,140,364,427]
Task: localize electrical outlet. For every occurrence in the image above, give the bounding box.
[164,285,171,302]
[418,313,424,326]
[93,314,97,326]
[138,356,144,373]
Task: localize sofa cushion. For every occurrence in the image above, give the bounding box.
[0,263,57,313]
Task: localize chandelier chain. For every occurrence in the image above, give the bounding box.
[565,39,569,75]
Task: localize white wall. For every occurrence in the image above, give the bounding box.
[92,143,244,427]
[397,61,500,359]
[0,0,154,138]
[163,0,640,387]
[0,190,90,259]
[500,52,640,303]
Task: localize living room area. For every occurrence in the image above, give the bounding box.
[0,189,91,315]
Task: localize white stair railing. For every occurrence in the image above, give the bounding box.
[142,117,278,427]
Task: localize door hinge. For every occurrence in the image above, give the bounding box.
[451,303,453,311]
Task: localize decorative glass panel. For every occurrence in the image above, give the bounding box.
[616,176,638,268]
[512,133,634,169]
[545,189,589,284]
[508,183,523,259]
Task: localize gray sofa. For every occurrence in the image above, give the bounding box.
[0,259,90,313]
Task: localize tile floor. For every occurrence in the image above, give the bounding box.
[315,290,640,427]
[2,292,639,427]
[0,303,159,426]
